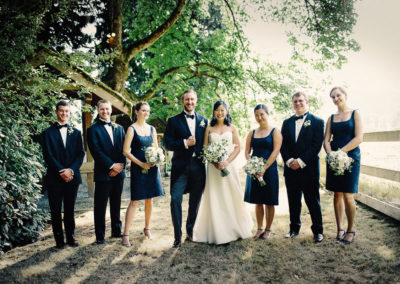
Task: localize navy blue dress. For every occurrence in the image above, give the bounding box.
[326,110,360,193]
[244,129,279,205]
[130,126,163,200]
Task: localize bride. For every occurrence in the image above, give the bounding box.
[193,101,253,244]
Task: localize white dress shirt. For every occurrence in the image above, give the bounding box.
[100,118,114,145]
[58,123,68,148]
[183,112,196,149]
[286,113,307,168]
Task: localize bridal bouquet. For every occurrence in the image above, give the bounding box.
[201,139,232,177]
[244,156,267,186]
[327,149,353,176]
[143,146,165,174]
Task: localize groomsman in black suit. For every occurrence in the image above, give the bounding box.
[164,90,208,248]
[42,100,85,248]
[87,100,126,244]
[281,92,325,243]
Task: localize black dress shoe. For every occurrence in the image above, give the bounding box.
[314,233,324,243]
[173,239,181,248]
[56,243,66,249]
[95,239,107,245]
[285,231,299,238]
[185,235,193,242]
[67,240,79,247]
[111,233,123,238]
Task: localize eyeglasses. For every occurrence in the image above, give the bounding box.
[293,99,305,104]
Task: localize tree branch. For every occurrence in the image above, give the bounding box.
[126,0,187,61]
[140,66,184,101]
[304,0,322,32]
[139,63,225,101]
[222,0,248,55]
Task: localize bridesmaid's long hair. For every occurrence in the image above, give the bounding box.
[210,101,232,127]
[132,101,150,122]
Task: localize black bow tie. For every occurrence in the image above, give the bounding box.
[56,123,68,129]
[100,120,113,127]
[295,113,308,120]
[185,113,195,119]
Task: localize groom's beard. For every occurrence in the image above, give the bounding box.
[184,106,195,114]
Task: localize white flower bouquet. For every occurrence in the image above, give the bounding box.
[201,139,232,177]
[327,149,353,176]
[142,146,165,174]
[244,156,267,186]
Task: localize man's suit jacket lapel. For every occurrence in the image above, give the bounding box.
[112,126,117,149]
[296,114,312,144]
[65,129,72,151]
[195,112,201,140]
[179,112,192,138]
[288,116,296,143]
[99,123,114,148]
[52,125,66,151]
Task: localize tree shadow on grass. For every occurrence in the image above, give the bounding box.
[0,246,59,283]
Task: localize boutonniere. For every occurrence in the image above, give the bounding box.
[111,122,117,129]
[303,120,311,128]
[199,120,206,128]
[67,126,74,135]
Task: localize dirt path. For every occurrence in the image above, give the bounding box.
[0,175,399,283]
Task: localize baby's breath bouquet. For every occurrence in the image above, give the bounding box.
[244,156,267,186]
[327,149,353,176]
[201,139,232,177]
[143,146,165,174]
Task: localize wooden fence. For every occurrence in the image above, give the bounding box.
[353,130,400,220]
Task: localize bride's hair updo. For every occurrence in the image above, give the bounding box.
[254,104,269,114]
[210,101,232,127]
[132,101,150,122]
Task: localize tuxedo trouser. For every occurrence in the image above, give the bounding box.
[94,177,124,241]
[170,157,205,241]
[285,173,323,235]
[47,183,79,245]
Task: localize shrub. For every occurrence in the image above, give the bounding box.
[0,109,49,253]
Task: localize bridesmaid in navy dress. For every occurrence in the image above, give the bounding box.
[323,87,363,244]
[244,104,282,240]
[121,102,163,246]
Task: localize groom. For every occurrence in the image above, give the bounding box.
[281,92,325,243]
[164,89,208,248]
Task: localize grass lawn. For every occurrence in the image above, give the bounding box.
[0,176,399,283]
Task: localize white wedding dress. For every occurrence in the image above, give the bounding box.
[193,131,253,244]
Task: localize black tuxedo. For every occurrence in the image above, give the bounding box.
[281,113,324,235]
[164,111,208,241]
[42,123,85,246]
[87,120,126,241]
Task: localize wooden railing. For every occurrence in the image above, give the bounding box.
[353,130,400,221]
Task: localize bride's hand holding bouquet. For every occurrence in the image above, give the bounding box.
[201,139,234,177]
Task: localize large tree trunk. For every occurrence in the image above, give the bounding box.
[104,0,186,97]
[104,55,130,94]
